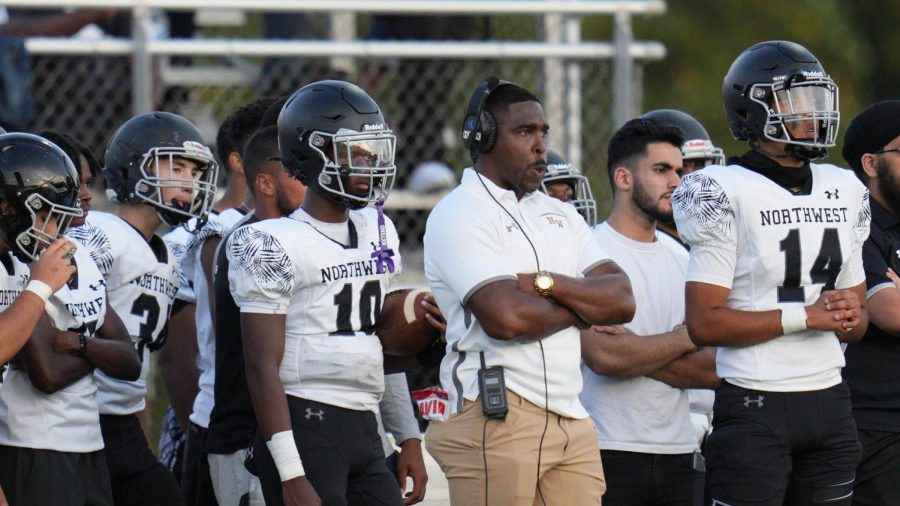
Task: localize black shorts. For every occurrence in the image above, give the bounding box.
[183,422,218,506]
[706,381,860,506]
[851,429,900,506]
[253,396,402,506]
[100,413,185,506]
[0,446,113,506]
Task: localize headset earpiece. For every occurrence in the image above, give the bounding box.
[462,76,515,161]
[479,110,498,154]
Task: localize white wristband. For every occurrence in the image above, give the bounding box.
[266,430,305,481]
[24,280,53,304]
[781,306,808,335]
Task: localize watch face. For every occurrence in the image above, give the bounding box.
[536,275,552,290]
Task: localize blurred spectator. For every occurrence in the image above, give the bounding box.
[0,8,118,131]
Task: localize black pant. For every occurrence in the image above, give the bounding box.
[0,446,113,506]
[600,450,702,506]
[851,429,900,505]
[100,413,184,506]
[183,422,218,506]
[706,381,860,506]
[253,396,402,506]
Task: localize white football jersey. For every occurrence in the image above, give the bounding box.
[187,208,245,428]
[672,162,870,391]
[0,247,107,452]
[68,211,180,415]
[228,206,401,412]
[0,253,30,383]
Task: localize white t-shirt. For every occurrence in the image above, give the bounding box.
[425,169,611,419]
[0,247,107,452]
[580,222,697,453]
[186,208,245,429]
[672,163,870,391]
[228,206,401,413]
[69,211,181,415]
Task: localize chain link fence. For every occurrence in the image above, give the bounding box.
[28,53,621,232]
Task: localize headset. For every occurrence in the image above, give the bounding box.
[462,76,514,162]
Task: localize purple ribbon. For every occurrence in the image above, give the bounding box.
[371,200,395,274]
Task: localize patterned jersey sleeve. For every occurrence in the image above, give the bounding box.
[836,186,871,289]
[163,228,196,303]
[227,224,296,314]
[67,222,114,280]
[672,171,739,288]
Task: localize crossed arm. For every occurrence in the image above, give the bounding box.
[580,323,720,390]
[685,281,868,347]
[20,305,140,394]
[468,261,635,342]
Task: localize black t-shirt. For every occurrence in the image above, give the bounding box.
[844,199,900,432]
[206,214,260,454]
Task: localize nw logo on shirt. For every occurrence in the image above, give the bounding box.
[743,395,764,408]
[825,188,839,200]
[545,216,564,228]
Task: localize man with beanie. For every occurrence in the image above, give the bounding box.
[841,99,900,506]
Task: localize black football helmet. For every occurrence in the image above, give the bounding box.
[640,109,725,171]
[541,149,597,226]
[104,112,218,231]
[723,40,839,160]
[278,80,396,209]
[0,133,81,261]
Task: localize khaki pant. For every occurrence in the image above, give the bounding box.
[426,390,605,506]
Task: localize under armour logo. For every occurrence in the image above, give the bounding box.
[371,241,379,251]
[305,408,325,421]
[825,189,839,200]
[89,279,107,291]
[506,223,519,233]
[896,249,900,260]
[743,395,764,408]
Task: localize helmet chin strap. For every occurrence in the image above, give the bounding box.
[750,139,812,162]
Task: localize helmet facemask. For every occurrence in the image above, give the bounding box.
[541,163,598,226]
[749,75,840,159]
[12,192,82,262]
[134,143,218,232]
[308,128,397,208]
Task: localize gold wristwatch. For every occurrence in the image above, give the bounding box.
[534,271,555,297]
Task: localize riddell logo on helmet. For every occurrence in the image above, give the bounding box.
[362,123,384,132]
[772,69,826,82]
[182,141,210,155]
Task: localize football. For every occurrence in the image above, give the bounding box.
[376,288,443,357]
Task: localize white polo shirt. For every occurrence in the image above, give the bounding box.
[425,168,611,419]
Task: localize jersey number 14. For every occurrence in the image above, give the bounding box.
[777,228,842,303]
